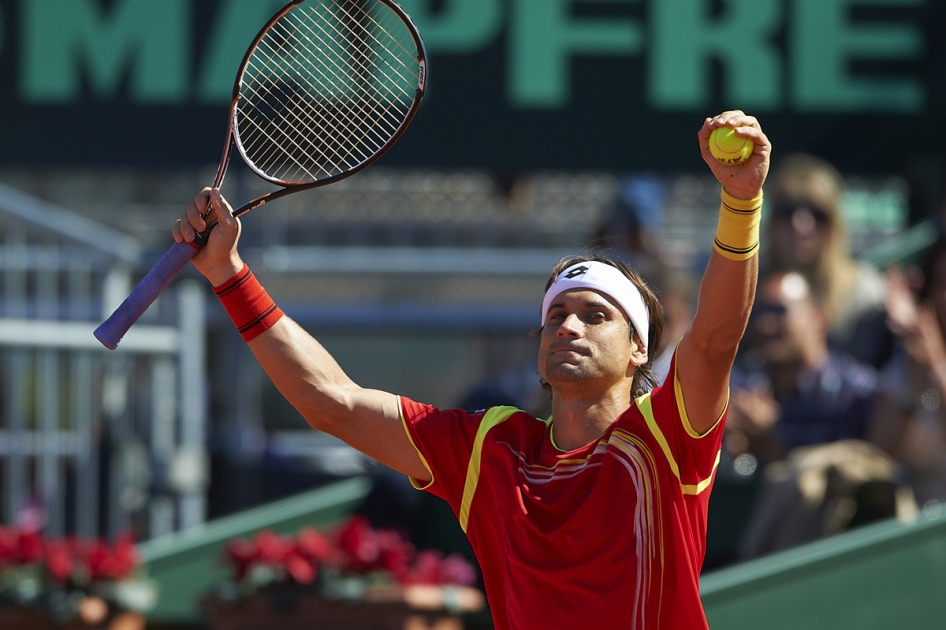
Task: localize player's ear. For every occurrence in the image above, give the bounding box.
[626,331,648,375]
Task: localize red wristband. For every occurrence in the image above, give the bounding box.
[213,264,284,342]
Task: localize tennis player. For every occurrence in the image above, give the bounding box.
[174,110,770,629]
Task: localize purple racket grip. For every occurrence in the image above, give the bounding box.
[94,240,200,349]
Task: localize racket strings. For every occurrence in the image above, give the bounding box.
[243,21,405,181]
[240,43,363,179]
[311,3,420,104]
[272,5,413,166]
[240,5,388,178]
[236,0,421,184]
[255,15,401,170]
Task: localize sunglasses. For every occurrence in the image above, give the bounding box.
[752,302,788,317]
[772,201,832,226]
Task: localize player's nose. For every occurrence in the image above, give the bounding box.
[557,313,584,337]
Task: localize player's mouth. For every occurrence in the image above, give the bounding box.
[550,344,589,356]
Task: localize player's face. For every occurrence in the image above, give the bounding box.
[538,289,643,392]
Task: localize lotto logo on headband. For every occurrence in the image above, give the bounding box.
[563,266,589,279]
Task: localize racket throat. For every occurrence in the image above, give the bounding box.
[192,222,216,248]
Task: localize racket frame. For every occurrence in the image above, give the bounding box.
[220,0,428,220]
[94,0,427,349]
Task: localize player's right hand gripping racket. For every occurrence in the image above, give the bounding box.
[94,0,426,349]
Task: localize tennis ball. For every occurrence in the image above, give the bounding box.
[709,127,754,166]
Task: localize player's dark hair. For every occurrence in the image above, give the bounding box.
[532,254,665,400]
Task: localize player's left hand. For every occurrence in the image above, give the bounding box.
[698,111,770,201]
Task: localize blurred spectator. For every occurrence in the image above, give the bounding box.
[765,153,891,368]
[458,362,549,416]
[868,237,946,507]
[728,271,902,558]
[594,176,665,255]
[728,271,878,465]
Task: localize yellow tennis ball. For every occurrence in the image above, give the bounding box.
[710,127,754,166]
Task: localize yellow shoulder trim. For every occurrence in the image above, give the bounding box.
[635,394,719,496]
[673,355,728,439]
[458,406,520,533]
[681,450,721,495]
[636,394,680,479]
[398,396,436,491]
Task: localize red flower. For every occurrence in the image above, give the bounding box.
[376,531,414,581]
[253,530,292,565]
[403,549,444,585]
[283,552,317,585]
[86,533,139,581]
[223,517,479,590]
[296,527,333,563]
[440,554,477,586]
[0,526,17,563]
[15,530,45,564]
[400,551,477,586]
[226,537,258,581]
[45,540,74,583]
[335,516,380,573]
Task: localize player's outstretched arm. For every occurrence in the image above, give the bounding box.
[174,189,432,482]
[676,111,770,435]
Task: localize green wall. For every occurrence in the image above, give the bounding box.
[701,513,946,629]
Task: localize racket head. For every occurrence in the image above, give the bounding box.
[230,0,427,196]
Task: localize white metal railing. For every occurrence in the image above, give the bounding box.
[0,185,207,540]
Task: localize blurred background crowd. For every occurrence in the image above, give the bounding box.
[0,0,945,625]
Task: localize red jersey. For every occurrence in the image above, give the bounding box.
[399,353,724,630]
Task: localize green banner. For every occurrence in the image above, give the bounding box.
[0,0,941,173]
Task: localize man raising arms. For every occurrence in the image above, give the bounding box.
[174,111,770,629]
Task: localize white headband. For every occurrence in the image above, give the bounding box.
[541,261,650,350]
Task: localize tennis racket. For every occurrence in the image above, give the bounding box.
[94,0,427,349]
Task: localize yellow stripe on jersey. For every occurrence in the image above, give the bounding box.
[635,393,720,496]
[682,451,721,495]
[673,360,727,439]
[399,396,436,491]
[459,406,519,533]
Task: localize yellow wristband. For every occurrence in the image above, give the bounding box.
[713,188,763,261]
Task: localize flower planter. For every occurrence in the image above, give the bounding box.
[203,593,463,630]
[0,606,52,630]
[0,605,146,630]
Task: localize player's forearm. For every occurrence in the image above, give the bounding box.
[689,187,761,354]
[210,263,359,428]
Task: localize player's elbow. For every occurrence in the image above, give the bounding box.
[295,384,372,437]
[295,385,358,434]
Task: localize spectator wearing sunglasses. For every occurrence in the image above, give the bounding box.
[726,270,878,466]
[765,154,891,368]
[727,270,898,559]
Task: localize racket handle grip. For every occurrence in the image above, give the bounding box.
[94,240,200,349]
